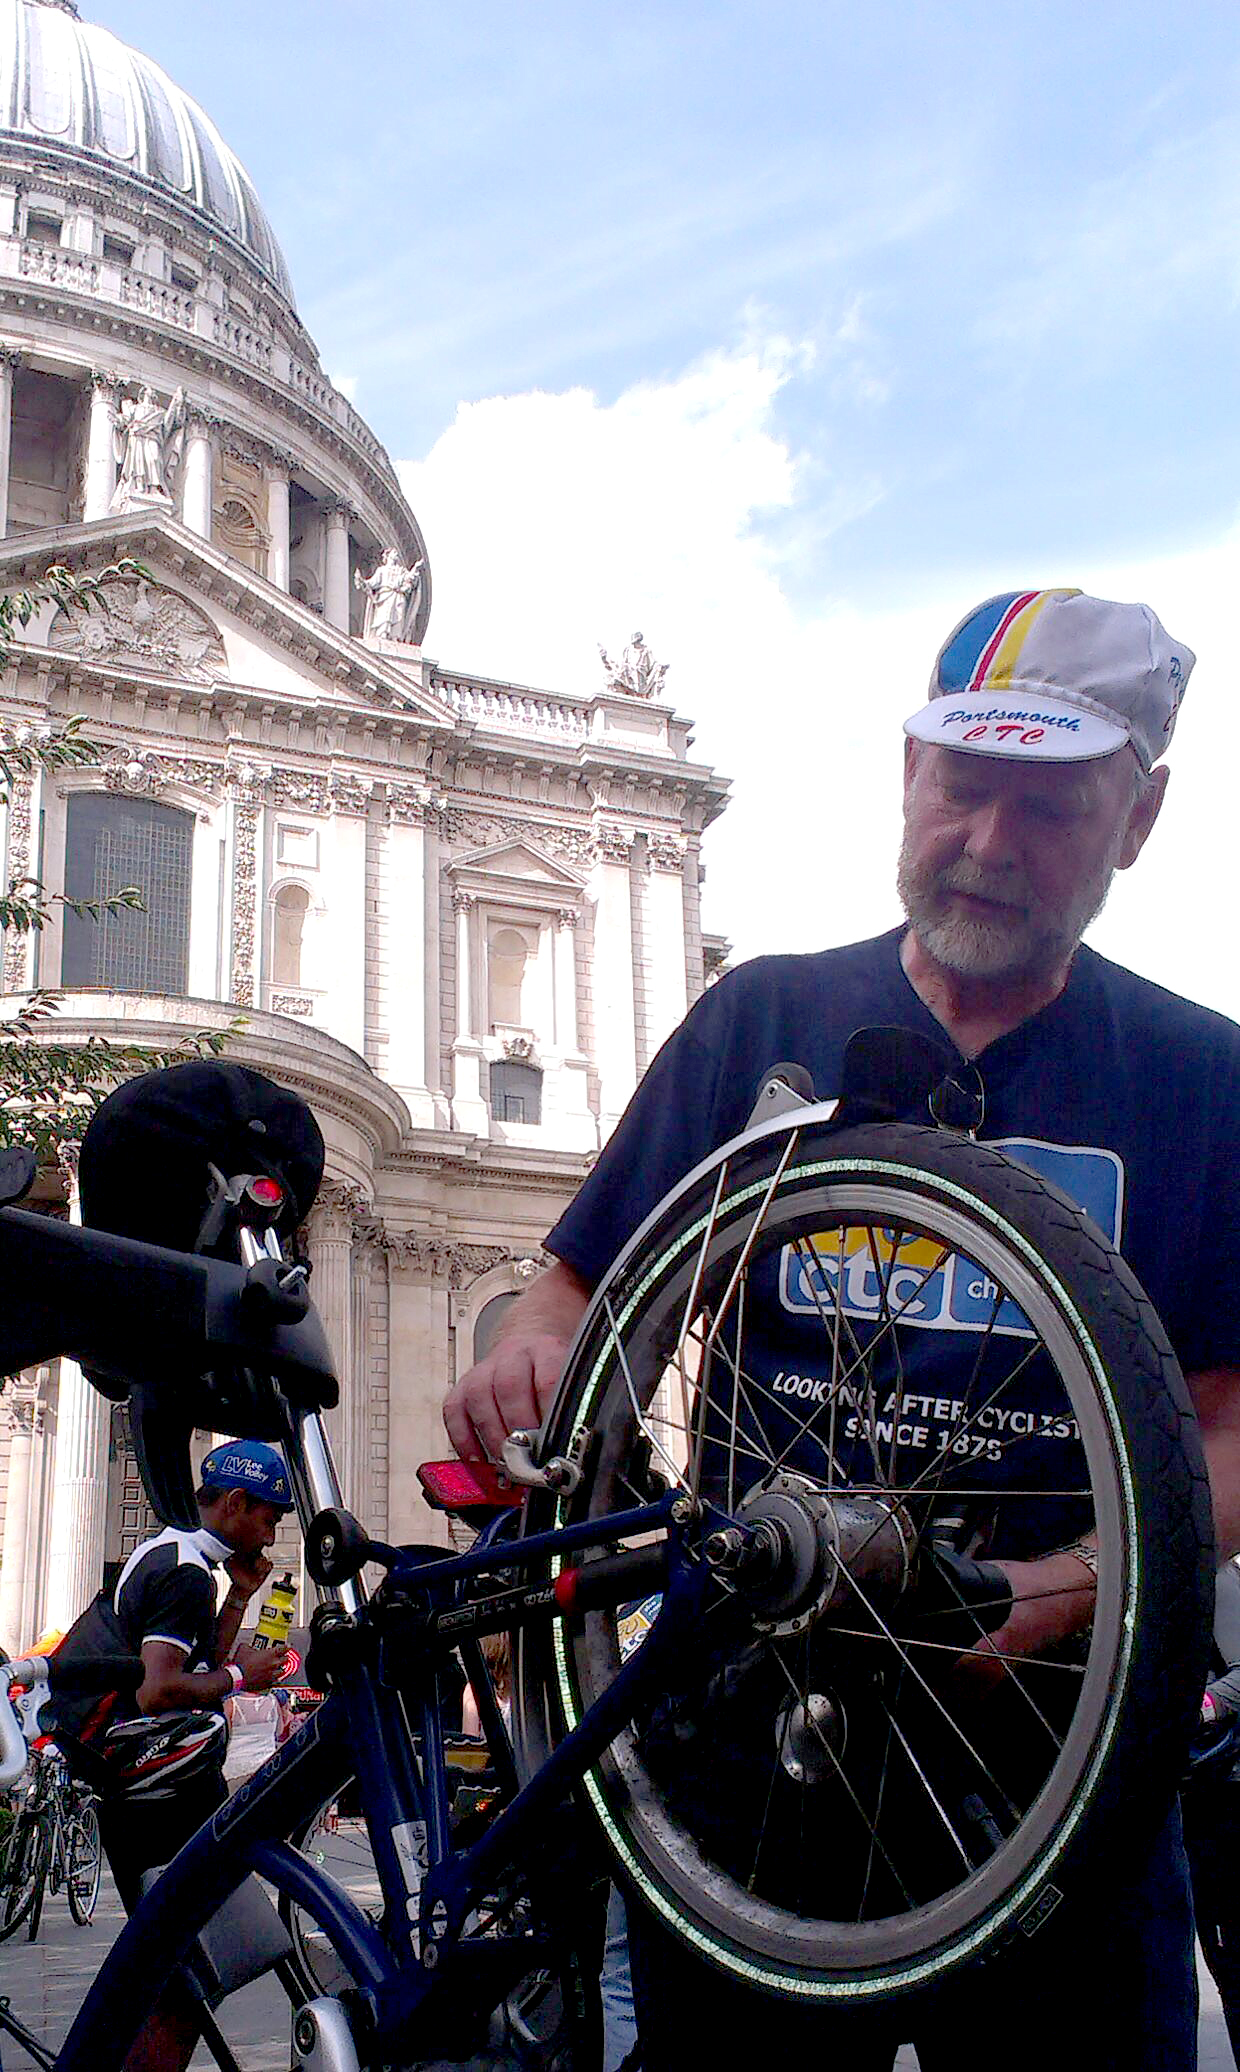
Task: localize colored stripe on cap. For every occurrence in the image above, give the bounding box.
[937,588,1083,696]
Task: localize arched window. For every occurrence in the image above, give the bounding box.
[473,1292,518,1363]
[272,883,310,987]
[62,793,192,992]
[489,1059,542,1125]
[488,924,533,1030]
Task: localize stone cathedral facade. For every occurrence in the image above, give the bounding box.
[0,0,728,1646]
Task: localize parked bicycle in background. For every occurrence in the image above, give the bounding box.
[0,1737,101,1944]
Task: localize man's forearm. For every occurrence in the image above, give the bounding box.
[1188,1367,1240,1562]
[492,1259,593,1348]
[214,1586,250,1665]
[139,1661,240,1713]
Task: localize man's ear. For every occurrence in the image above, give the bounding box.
[1116,763,1169,871]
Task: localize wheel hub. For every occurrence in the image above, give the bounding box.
[707,1473,914,1636]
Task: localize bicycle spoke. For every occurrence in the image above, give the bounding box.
[877,1692,976,1879]
[762,1644,916,1910]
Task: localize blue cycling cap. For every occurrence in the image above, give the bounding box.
[199,1440,293,1511]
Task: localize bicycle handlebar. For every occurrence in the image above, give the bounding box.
[0,1654,145,1787]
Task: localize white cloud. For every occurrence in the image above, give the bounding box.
[400,335,1240,1024]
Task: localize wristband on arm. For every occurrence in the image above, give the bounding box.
[226,1663,245,1693]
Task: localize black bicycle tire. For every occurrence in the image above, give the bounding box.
[516,1116,1213,2003]
[281,1787,601,2069]
[278,1787,379,2005]
[65,1800,102,1926]
[0,1809,49,1942]
[19,1811,50,1944]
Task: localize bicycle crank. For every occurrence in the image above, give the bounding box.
[703,1472,916,1638]
[291,1997,362,2071]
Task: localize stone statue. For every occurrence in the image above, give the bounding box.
[110,384,187,511]
[355,546,424,643]
[599,631,667,700]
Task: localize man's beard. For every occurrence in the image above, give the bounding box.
[896,845,1117,981]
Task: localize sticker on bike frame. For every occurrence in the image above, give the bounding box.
[617,1594,662,1661]
[778,1138,1124,1338]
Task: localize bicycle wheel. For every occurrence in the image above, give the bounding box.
[516,1115,1213,2005]
[0,1810,51,1943]
[281,1788,384,2003]
[65,1799,103,1925]
[282,1788,600,2068]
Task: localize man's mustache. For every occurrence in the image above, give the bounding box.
[935,865,1031,910]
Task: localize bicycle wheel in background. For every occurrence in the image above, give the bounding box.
[516,1116,1213,2007]
[0,1810,50,1943]
[282,1787,600,2069]
[65,1798,103,1926]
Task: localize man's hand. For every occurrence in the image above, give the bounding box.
[445,1333,574,1462]
[956,1549,1095,1691]
[232,1642,288,1694]
[224,1548,272,1599]
[443,1260,591,1461]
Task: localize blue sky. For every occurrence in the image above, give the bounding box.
[100,3,1240,999]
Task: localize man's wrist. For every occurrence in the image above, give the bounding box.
[225,1663,245,1693]
[1051,1538,1098,1581]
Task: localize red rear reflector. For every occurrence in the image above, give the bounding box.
[248,1177,284,1206]
[417,1458,523,1511]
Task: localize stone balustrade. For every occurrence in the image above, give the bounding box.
[211,310,274,371]
[119,269,196,329]
[16,240,98,292]
[0,232,402,495]
[432,671,593,740]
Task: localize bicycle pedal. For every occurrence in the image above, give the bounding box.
[291,1995,362,2071]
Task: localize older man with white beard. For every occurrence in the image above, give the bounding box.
[445,588,1240,2071]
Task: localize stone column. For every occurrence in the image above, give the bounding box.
[349,1249,371,1528]
[3,769,36,992]
[450,892,489,1133]
[591,828,639,1137]
[0,1395,35,1649]
[323,502,351,631]
[266,460,291,590]
[44,1163,109,1631]
[84,372,118,521]
[181,413,214,538]
[553,909,580,1053]
[455,891,475,1042]
[548,908,593,1149]
[0,347,20,538]
[309,1198,356,1506]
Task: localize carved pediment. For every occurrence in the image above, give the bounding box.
[451,840,585,889]
[49,574,226,682]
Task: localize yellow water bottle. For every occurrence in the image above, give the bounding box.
[252,1571,296,1650]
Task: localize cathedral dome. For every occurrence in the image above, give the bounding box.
[0,0,294,302]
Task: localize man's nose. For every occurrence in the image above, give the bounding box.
[963,799,1021,868]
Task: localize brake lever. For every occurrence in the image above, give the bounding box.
[239,1256,311,1323]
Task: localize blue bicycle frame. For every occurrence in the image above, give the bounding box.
[56,1487,705,2070]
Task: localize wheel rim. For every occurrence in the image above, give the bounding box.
[287,1802,386,1998]
[1,1814,46,1930]
[543,1143,1146,1998]
[67,1807,102,1919]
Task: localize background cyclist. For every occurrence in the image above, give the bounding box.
[49,1438,294,2072]
[444,589,1240,2071]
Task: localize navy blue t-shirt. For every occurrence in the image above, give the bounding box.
[548,929,1240,1555]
